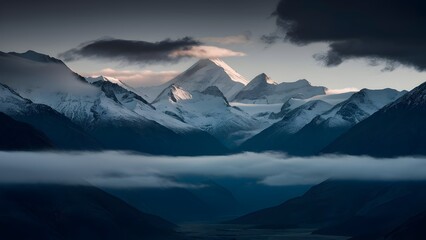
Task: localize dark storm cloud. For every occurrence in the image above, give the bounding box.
[268,0,426,71]
[59,37,246,65]
[59,37,201,64]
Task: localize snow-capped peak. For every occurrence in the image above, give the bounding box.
[232,75,326,104]
[248,73,277,87]
[152,84,193,104]
[86,75,112,84]
[194,58,249,85]
[202,86,230,106]
[86,75,134,91]
[169,85,192,102]
[272,100,333,134]
[148,58,248,100]
[0,83,31,105]
[318,88,405,127]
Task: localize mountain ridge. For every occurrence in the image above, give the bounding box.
[323,81,426,157]
[232,73,327,104]
[0,50,228,155]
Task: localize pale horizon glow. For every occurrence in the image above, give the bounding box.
[84,68,180,88]
[326,87,360,95]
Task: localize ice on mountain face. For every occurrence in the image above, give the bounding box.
[92,80,198,133]
[232,73,327,104]
[230,102,283,115]
[86,76,134,91]
[227,74,328,123]
[268,92,355,120]
[92,80,154,109]
[240,73,278,92]
[229,91,352,125]
[272,100,333,134]
[194,58,249,86]
[202,86,230,105]
[142,58,248,102]
[241,88,405,155]
[308,92,356,106]
[239,99,335,152]
[152,84,193,104]
[136,85,165,103]
[229,102,283,126]
[169,85,193,102]
[86,76,117,84]
[0,83,32,115]
[316,88,406,128]
[152,85,264,147]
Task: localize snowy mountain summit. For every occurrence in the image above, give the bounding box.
[232,73,327,104]
[1,50,418,156]
[143,58,249,101]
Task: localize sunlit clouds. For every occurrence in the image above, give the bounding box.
[86,68,180,88]
[59,37,246,66]
[169,45,246,59]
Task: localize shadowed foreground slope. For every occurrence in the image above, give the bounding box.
[0,184,179,240]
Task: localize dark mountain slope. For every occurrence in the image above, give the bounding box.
[0,112,52,150]
[0,184,178,240]
[382,210,426,240]
[230,180,426,239]
[324,81,426,157]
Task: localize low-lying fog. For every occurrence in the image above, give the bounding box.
[0,151,425,188]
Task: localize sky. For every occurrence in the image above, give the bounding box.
[1,0,425,91]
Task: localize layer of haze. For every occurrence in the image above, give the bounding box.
[0,151,425,188]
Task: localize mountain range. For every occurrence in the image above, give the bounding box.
[241,88,406,155]
[1,50,426,240]
[0,51,226,155]
[0,50,425,157]
[233,73,326,104]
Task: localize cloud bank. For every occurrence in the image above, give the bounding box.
[169,45,245,59]
[0,151,425,188]
[59,37,245,65]
[267,0,426,71]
